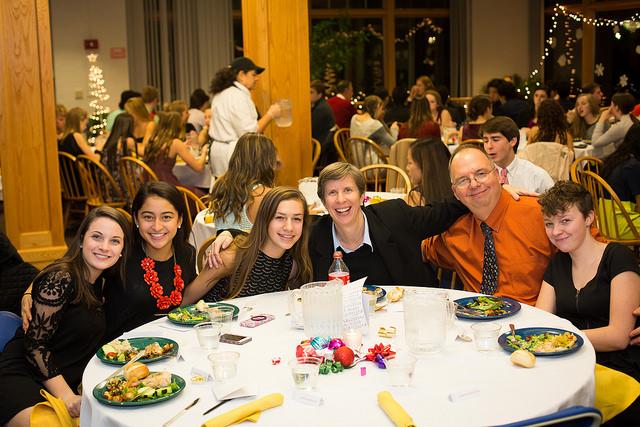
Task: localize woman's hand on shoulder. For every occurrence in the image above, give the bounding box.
[205,231,234,268]
[21,292,33,331]
[630,306,640,345]
[502,184,539,201]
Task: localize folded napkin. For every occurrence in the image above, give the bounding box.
[377,391,415,427]
[31,389,79,427]
[594,363,640,422]
[202,393,284,427]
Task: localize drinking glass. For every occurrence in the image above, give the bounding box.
[194,322,223,350]
[404,289,447,354]
[471,322,501,351]
[207,306,235,323]
[275,99,292,127]
[289,356,322,390]
[208,351,240,381]
[386,353,417,386]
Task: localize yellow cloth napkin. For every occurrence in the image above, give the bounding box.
[30,389,79,427]
[594,363,640,422]
[377,391,416,427]
[202,393,284,427]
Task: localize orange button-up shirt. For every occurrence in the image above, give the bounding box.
[422,189,554,305]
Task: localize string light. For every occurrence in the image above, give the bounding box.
[86,53,110,144]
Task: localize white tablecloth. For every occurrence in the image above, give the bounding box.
[173,160,213,190]
[189,210,216,256]
[80,289,595,427]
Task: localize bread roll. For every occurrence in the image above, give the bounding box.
[510,349,536,368]
[124,362,150,380]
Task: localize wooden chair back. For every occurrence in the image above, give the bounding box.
[582,170,640,246]
[176,185,207,229]
[333,128,351,162]
[118,156,158,205]
[570,156,602,186]
[347,136,389,168]
[76,155,126,209]
[311,138,321,173]
[115,207,132,223]
[359,164,411,193]
[58,152,88,226]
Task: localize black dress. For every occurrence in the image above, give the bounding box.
[543,243,640,380]
[204,251,293,302]
[0,270,105,424]
[58,133,83,157]
[103,243,196,340]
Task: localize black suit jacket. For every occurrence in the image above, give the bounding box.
[308,199,467,286]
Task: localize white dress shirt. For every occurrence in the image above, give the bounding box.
[497,156,555,193]
[208,82,258,175]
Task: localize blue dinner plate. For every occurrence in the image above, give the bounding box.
[498,327,584,356]
[454,296,521,320]
[363,285,387,303]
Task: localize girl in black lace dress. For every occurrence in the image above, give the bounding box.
[183,187,313,303]
[0,207,130,426]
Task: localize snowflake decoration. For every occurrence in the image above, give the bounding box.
[619,74,629,88]
[594,63,604,77]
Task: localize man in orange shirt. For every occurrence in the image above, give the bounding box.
[421,145,554,305]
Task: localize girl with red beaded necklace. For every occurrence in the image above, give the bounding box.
[101,182,218,340]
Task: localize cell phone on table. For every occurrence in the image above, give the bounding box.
[240,314,275,328]
[220,333,252,345]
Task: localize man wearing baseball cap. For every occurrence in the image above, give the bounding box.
[208,56,281,176]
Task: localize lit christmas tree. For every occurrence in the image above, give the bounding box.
[86,53,110,144]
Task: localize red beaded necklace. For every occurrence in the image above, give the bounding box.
[141,256,184,310]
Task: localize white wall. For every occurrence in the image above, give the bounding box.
[469,0,534,95]
[50,0,130,112]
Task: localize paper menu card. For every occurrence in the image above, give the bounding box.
[342,277,368,330]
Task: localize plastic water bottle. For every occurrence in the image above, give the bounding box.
[328,251,350,285]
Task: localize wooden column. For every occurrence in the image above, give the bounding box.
[383,0,396,92]
[580,7,595,86]
[0,0,66,268]
[241,0,312,186]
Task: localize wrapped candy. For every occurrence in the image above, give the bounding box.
[328,338,345,350]
[310,336,331,350]
[296,340,318,358]
[365,343,396,369]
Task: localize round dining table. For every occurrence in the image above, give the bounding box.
[80,288,595,427]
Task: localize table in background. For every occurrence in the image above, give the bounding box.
[173,158,213,190]
[80,289,595,427]
[189,210,217,256]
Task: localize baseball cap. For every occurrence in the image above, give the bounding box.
[231,57,265,75]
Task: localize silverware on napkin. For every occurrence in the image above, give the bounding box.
[163,397,200,427]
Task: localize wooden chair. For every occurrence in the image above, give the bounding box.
[346,136,389,168]
[570,156,602,186]
[115,207,132,223]
[582,170,640,249]
[388,138,416,186]
[176,185,207,229]
[119,156,158,205]
[58,152,88,226]
[311,138,321,173]
[360,164,411,193]
[333,128,351,162]
[76,155,127,210]
[436,267,458,290]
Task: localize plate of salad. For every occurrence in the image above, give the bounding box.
[93,371,185,407]
[454,296,521,320]
[167,301,239,325]
[498,327,583,356]
[96,337,179,365]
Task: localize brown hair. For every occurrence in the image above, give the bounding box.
[416,75,434,91]
[406,97,435,135]
[208,133,277,223]
[569,94,600,139]
[226,187,312,297]
[409,138,453,204]
[317,162,366,201]
[480,116,520,152]
[310,80,326,96]
[141,86,159,104]
[538,180,593,218]
[125,97,151,122]
[531,99,569,146]
[144,111,182,164]
[62,107,87,139]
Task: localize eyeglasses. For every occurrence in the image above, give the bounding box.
[451,167,496,189]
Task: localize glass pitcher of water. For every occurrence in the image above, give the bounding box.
[404,289,448,354]
[290,280,342,337]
